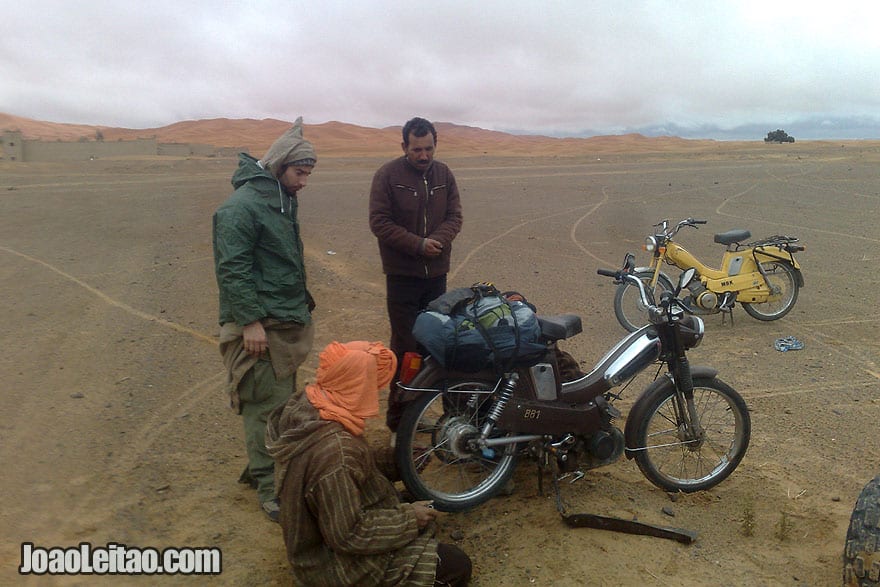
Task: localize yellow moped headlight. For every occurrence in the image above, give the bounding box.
[644,236,657,252]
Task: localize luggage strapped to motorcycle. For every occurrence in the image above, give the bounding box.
[468,283,522,374]
[415,283,545,374]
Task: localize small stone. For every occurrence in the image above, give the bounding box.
[662,506,675,517]
[450,530,465,541]
[70,392,84,399]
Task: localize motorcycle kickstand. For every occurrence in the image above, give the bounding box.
[719,292,735,326]
[549,460,569,516]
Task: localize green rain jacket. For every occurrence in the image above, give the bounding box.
[213,153,313,327]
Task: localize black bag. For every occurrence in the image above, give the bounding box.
[413,283,546,373]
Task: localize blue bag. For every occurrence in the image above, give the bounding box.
[412,284,546,373]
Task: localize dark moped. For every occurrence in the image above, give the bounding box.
[394,258,751,512]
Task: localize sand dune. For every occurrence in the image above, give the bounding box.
[1,112,721,157]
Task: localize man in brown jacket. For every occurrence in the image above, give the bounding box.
[266,341,472,586]
[369,117,463,434]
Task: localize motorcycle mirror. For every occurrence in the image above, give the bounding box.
[677,267,697,292]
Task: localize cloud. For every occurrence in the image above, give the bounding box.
[2,0,880,138]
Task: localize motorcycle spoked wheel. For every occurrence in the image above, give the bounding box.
[741,261,800,321]
[843,475,880,586]
[613,270,676,332]
[630,377,750,492]
[394,383,519,513]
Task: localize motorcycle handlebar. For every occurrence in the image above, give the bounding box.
[597,268,655,310]
[681,218,708,227]
[666,218,708,237]
[598,265,690,321]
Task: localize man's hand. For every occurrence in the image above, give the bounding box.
[242,320,268,356]
[411,500,439,528]
[423,238,444,258]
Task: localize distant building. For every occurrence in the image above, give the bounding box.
[2,131,24,161]
[1,130,247,162]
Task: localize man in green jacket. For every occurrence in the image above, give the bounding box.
[212,117,317,522]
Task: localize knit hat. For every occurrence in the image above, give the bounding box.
[305,341,397,436]
[259,116,317,178]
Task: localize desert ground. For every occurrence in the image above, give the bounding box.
[2,140,879,586]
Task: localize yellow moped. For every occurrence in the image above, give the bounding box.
[614,218,805,332]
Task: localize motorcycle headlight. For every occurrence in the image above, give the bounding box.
[644,236,657,252]
[678,315,704,350]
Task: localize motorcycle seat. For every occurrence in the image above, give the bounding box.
[714,229,751,245]
[537,314,582,341]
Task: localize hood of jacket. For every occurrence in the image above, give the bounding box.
[231,153,277,192]
[266,392,342,491]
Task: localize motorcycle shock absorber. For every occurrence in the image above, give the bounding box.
[676,356,694,394]
[480,372,519,438]
[674,356,704,441]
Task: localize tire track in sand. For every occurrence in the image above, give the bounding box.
[716,182,880,245]
[450,187,611,281]
[0,244,232,533]
[0,245,217,345]
[712,175,880,386]
[0,243,341,536]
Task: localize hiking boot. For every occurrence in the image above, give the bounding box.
[238,466,257,489]
[261,498,280,523]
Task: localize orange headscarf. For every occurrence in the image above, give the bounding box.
[305,341,397,436]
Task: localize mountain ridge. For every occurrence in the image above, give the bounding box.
[0,112,720,157]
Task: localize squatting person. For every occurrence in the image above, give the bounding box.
[267,340,472,586]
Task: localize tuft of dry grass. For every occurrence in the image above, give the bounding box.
[775,510,792,542]
[740,504,756,537]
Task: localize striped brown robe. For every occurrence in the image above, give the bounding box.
[266,393,437,586]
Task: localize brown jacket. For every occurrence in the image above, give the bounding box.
[266,393,438,586]
[369,157,463,278]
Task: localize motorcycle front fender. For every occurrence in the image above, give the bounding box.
[623,365,719,460]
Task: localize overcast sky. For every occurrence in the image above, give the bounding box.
[3,1,879,138]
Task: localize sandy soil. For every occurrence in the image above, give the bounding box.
[2,141,879,586]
